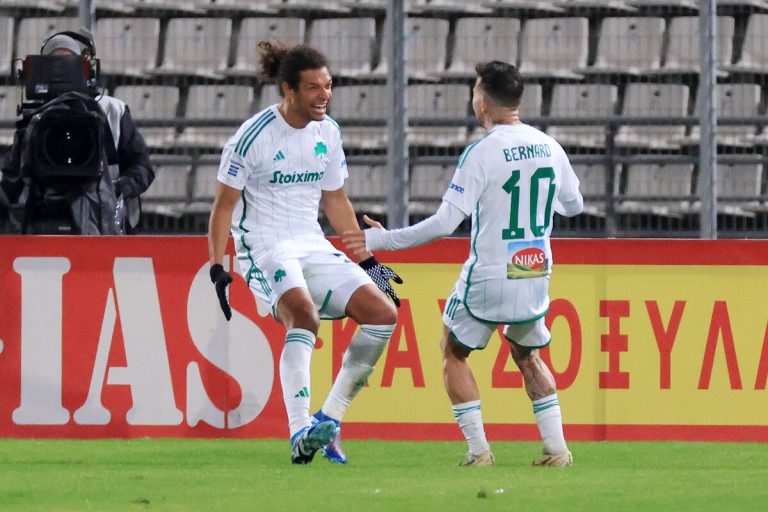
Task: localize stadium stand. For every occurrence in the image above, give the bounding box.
[572,163,617,217]
[578,17,665,75]
[94,18,161,78]
[309,17,377,77]
[407,83,469,147]
[112,85,180,149]
[547,84,619,148]
[696,163,764,218]
[345,164,389,215]
[614,83,690,149]
[0,86,21,146]
[650,16,734,76]
[15,17,80,60]
[141,163,192,214]
[617,163,694,217]
[226,17,305,77]
[518,17,589,79]
[329,84,388,149]
[439,17,520,79]
[152,18,232,79]
[371,17,449,79]
[680,83,762,147]
[175,85,255,149]
[409,163,454,215]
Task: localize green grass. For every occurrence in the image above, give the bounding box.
[1,439,767,511]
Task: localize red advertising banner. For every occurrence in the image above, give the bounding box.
[1,237,767,441]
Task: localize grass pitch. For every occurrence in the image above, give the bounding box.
[1,439,766,511]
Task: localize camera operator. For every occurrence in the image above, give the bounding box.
[0,30,154,234]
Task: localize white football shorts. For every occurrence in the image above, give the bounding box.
[442,287,551,351]
[244,247,373,319]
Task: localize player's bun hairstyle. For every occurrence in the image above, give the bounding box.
[475,60,524,109]
[258,41,330,96]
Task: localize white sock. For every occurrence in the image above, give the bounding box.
[280,328,315,441]
[321,324,394,421]
[532,393,568,455]
[452,400,490,456]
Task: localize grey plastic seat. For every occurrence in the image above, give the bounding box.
[258,84,282,110]
[227,17,304,76]
[547,84,618,148]
[570,163,619,217]
[176,85,255,149]
[408,84,469,147]
[190,164,220,206]
[723,14,768,74]
[652,16,734,75]
[579,17,664,75]
[129,0,203,13]
[410,0,493,14]
[518,17,588,79]
[614,83,689,149]
[680,84,761,147]
[196,0,276,13]
[0,17,12,77]
[95,18,160,77]
[309,18,376,76]
[371,17,449,79]
[346,165,388,214]
[625,0,699,9]
[113,85,180,148]
[330,85,388,149]
[268,0,350,12]
[617,163,694,217]
[142,164,192,211]
[0,86,22,146]
[152,18,232,79]
[440,17,521,79]
[695,164,763,217]
[480,0,564,14]
[409,164,455,215]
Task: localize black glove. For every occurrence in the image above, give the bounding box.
[115,176,139,198]
[210,264,233,321]
[360,256,403,307]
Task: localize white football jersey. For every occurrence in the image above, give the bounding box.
[444,123,582,323]
[217,105,348,259]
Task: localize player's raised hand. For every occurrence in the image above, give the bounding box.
[209,264,234,321]
[342,215,385,256]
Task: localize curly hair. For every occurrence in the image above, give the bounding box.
[258,41,330,96]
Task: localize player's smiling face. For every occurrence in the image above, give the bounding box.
[283,67,333,127]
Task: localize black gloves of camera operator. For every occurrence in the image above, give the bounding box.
[115,176,140,199]
[359,256,403,307]
[210,264,233,321]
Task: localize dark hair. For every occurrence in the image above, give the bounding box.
[474,61,524,108]
[258,41,330,96]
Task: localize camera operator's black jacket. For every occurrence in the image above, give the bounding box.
[0,94,154,233]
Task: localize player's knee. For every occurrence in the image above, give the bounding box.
[284,303,320,332]
[441,331,470,362]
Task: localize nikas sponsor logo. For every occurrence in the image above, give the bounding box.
[506,240,549,279]
[268,170,325,184]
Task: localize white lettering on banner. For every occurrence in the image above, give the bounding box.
[12,257,71,425]
[185,257,274,428]
[75,258,183,426]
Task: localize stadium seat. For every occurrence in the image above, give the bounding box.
[190,164,219,207]
[58,0,135,13]
[0,1,64,13]
[650,16,734,76]
[371,17,449,79]
[0,17,12,77]
[547,84,619,148]
[196,0,276,13]
[113,85,180,149]
[717,0,768,10]
[723,14,768,74]
[480,0,564,14]
[15,17,80,61]
[408,84,469,147]
[309,18,376,77]
[625,0,699,10]
[468,83,542,142]
[142,164,192,210]
[410,0,493,14]
[345,165,389,215]
[128,0,203,13]
[338,0,389,12]
[614,83,690,149]
[226,17,305,77]
[152,18,232,79]
[695,163,763,217]
[258,84,282,110]
[553,0,637,12]
[571,163,618,217]
[439,17,521,79]
[268,0,350,13]
[518,17,588,79]
[329,85,388,149]
[409,163,454,215]
[95,18,160,77]
[678,83,761,147]
[176,85,255,149]
[0,86,22,146]
[578,17,665,75]
[617,163,694,217]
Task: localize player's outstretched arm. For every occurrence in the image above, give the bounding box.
[207,183,240,321]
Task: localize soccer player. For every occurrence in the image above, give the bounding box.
[207,42,401,465]
[342,61,583,467]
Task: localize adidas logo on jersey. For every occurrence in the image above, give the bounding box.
[273,150,286,161]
